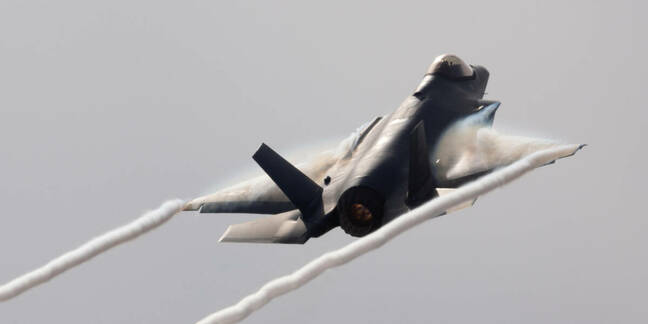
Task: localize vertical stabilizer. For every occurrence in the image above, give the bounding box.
[252,143,323,220]
[406,122,438,207]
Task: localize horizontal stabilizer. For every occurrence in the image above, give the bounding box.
[436,188,477,213]
[219,211,308,244]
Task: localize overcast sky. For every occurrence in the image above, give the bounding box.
[0,1,646,323]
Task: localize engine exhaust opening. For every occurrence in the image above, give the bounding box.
[338,186,384,237]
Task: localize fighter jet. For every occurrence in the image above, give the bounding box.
[184,54,579,244]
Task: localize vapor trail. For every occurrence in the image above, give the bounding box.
[196,145,583,324]
[0,199,185,302]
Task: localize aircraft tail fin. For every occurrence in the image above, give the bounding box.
[406,121,438,207]
[252,143,323,220]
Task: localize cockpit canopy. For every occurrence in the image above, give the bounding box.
[427,54,474,80]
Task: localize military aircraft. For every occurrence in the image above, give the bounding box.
[183,54,578,244]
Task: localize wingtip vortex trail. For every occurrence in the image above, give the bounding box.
[195,145,583,324]
[0,144,584,321]
[0,199,186,302]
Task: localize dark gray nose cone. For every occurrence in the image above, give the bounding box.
[427,54,474,80]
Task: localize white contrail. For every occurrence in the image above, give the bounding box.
[196,145,583,324]
[0,199,185,302]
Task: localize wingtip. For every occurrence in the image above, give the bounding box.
[182,198,203,211]
[566,143,587,157]
[547,144,587,160]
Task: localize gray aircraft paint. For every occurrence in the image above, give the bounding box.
[186,54,575,244]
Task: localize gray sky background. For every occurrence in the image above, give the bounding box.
[0,1,646,323]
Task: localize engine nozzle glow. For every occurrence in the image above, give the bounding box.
[350,203,373,223]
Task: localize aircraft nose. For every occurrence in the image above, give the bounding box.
[427,54,474,80]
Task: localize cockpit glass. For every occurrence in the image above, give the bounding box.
[427,54,474,80]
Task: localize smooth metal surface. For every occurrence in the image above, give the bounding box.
[190,54,574,244]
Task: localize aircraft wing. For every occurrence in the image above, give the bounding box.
[431,143,583,215]
[430,103,584,214]
[184,117,383,214]
[433,103,581,186]
[183,150,338,214]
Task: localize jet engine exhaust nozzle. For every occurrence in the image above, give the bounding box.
[338,186,385,237]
